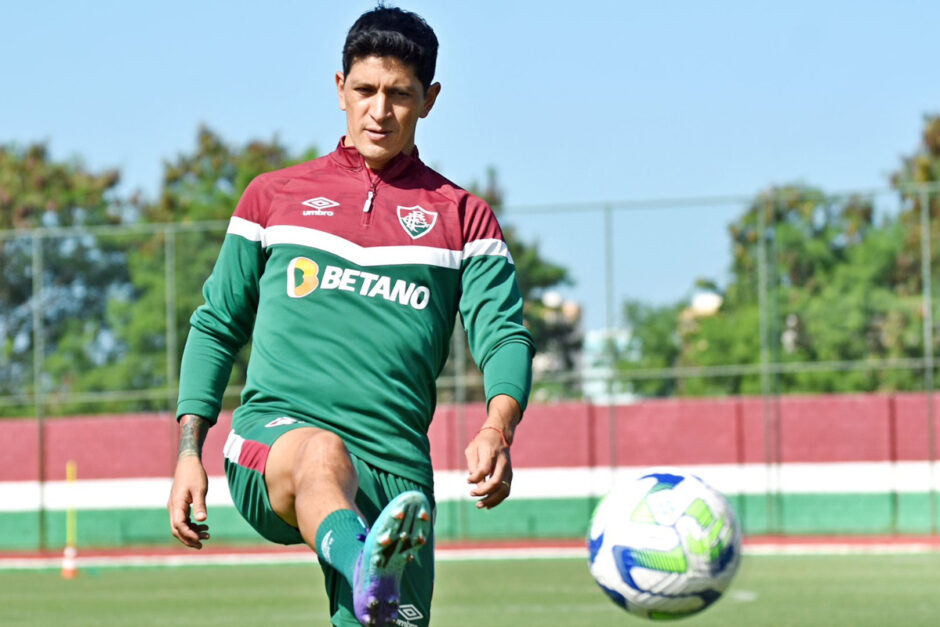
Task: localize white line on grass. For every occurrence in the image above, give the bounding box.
[0,541,937,571]
[745,543,940,556]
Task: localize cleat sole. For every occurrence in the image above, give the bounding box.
[353,491,432,626]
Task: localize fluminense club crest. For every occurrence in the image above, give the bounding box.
[397,205,438,239]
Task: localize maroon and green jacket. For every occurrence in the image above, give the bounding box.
[177,139,534,488]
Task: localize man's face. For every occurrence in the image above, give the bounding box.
[336,55,440,170]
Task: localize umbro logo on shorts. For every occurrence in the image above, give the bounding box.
[302,196,339,216]
[395,604,425,626]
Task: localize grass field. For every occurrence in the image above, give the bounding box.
[1,554,938,626]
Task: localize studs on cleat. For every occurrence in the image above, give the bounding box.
[354,491,431,626]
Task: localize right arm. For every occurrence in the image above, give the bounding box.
[176,211,267,422]
[168,414,212,549]
[168,176,271,546]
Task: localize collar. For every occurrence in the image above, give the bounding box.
[329,137,421,182]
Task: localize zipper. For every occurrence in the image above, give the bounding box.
[360,171,378,227]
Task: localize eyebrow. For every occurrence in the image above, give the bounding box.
[347,78,416,93]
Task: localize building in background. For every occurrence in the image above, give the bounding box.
[580,327,635,404]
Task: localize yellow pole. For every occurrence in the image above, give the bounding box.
[61,460,77,579]
[65,460,77,546]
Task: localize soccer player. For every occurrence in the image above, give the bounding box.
[167,6,534,627]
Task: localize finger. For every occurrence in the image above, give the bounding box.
[169,493,204,548]
[186,521,211,543]
[475,480,512,509]
[470,453,508,496]
[469,440,503,484]
[180,525,204,549]
[171,522,201,548]
[465,444,488,483]
[169,498,192,538]
[192,489,208,523]
[172,516,201,547]
[467,464,493,485]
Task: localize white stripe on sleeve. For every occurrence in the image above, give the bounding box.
[463,238,514,265]
[227,216,264,242]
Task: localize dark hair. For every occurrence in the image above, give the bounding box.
[342,5,438,91]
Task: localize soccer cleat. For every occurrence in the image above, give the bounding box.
[352,491,431,626]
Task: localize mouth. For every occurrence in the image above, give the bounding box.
[364,128,393,141]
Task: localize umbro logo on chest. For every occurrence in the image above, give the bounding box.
[301,196,339,216]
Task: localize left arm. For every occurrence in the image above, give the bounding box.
[466,394,521,509]
[457,203,535,509]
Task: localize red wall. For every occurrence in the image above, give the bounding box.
[3,392,939,481]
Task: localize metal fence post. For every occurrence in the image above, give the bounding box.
[165,227,178,413]
[452,319,467,539]
[757,197,780,533]
[920,186,937,534]
[604,204,618,474]
[31,230,46,550]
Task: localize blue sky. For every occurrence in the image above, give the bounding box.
[3,1,939,329]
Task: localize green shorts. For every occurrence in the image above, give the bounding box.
[223,411,436,627]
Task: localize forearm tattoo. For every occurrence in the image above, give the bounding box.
[178,415,210,459]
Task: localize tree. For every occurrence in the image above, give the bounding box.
[439,167,579,403]
[0,143,129,415]
[617,115,940,397]
[58,126,318,412]
[686,185,923,395]
[615,300,683,398]
[893,114,940,296]
[4,128,574,414]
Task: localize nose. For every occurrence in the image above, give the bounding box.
[369,92,392,120]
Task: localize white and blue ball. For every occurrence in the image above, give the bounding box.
[587,471,741,620]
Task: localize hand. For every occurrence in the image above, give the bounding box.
[466,426,513,509]
[466,393,521,510]
[168,455,210,549]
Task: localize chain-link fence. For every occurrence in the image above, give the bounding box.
[2,184,940,537]
[5,185,940,415]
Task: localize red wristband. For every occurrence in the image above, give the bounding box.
[476,426,510,447]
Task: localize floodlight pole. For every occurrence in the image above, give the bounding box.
[920,187,937,535]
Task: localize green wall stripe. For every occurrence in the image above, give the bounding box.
[2,493,938,550]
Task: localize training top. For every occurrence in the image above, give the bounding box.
[176,139,535,489]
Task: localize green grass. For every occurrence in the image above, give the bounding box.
[1,554,938,626]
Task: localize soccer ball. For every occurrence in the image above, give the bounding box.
[587,470,741,620]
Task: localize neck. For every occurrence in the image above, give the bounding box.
[343,137,415,171]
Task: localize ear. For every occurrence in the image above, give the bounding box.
[419,82,441,119]
[336,71,347,111]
